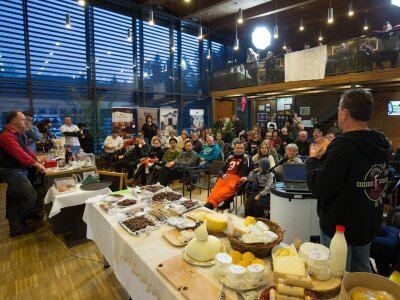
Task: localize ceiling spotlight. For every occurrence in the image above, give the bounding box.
[65,14,71,29]
[237,9,243,24]
[78,0,85,6]
[234,38,239,51]
[299,18,304,31]
[363,18,369,31]
[348,2,354,16]
[127,28,132,42]
[282,43,287,50]
[55,42,60,46]
[207,49,211,59]
[184,0,190,2]
[149,9,154,25]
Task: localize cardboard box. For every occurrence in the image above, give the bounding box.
[340,272,400,299]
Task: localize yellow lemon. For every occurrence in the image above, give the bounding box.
[237,260,250,268]
[244,216,256,226]
[229,250,242,264]
[242,252,255,261]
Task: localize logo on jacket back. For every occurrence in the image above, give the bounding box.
[356,163,389,207]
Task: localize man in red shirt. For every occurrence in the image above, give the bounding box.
[204,141,255,209]
[0,111,47,237]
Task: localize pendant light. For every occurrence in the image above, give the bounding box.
[348,2,354,16]
[327,0,333,24]
[207,48,211,59]
[282,41,287,50]
[318,29,323,41]
[78,0,85,6]
[65,13,71,29]
[299,18,304,31]
[273,0,278,39]
[237,9,243,24]
[197,25,203,40]
[149,9,154,25]
[363,17,369,31]
[234,10,239,50]
[127,29,132,42]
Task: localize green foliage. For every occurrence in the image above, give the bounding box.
[212,120,236,140]
[70,88,114,151]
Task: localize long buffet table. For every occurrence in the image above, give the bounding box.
[83,194,244,300]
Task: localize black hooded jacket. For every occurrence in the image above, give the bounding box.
[306,130,391,246]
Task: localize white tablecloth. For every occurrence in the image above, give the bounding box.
[44,184,111,218]
[83,197,243,300]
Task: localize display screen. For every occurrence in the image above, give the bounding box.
[388,101,400,116]
[283,164,307,181]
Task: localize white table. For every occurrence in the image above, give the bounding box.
[83,196,244,300]
[44,184,111,218]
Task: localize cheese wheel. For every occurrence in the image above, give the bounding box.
[205,214,227,233]
[278,275,313,289]
[277,284,305,298]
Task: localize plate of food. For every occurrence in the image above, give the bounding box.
[119,215,160,236]
[116,198,138,208]
[152,191,182,203]
[140,185,164,193]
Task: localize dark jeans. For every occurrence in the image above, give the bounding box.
[114,159,139,178]
[0,167,37,233]
[377,50,399,68]
[245,191,270,218]
[158,166,184,186]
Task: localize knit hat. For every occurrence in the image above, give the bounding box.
[257,157,270,174]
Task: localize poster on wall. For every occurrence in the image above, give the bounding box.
[189,109,204,131]
[159,108,178,136]
[112,107,134,138]
[136,107,159,132]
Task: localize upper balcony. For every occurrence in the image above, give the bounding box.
[211,34,400,95]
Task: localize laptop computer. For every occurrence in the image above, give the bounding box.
[282,164,309,192]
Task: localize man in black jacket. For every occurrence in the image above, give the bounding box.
[306,89,391,272]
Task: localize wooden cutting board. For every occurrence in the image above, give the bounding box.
[156,255,200,290]
[163,228,192,247]
[180,275,221,300]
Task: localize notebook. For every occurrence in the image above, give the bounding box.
[282,164,309,192]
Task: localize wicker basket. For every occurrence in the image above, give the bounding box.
[227,218,285,258]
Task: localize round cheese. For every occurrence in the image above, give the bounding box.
[205,214,227,233]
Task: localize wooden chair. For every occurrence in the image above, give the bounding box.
[98,170,125,191]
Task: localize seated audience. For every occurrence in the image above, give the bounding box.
[245,158,274,218]
[221,127,232,144]
[215,132,225,152]
[158,140,198,186]
[191,131,203,153]
[272,130,282,152]
[275,143,303,180]
[114,136,148,178]
[311,128,323,143]
[177,129,189,151]
[102,129,124,166]
[253,141,278,166]
[247,132,262,156]
[190,136,221,188]
[130,138,164,186]
[147,138,181,184]
[204,141,255,210]
[214,117,223,130]
[151,128,168,149]
[294,130,310,156]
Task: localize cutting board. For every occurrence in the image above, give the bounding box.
[180,275,221,300]
[156,255,200,290]
[163,228,192,247]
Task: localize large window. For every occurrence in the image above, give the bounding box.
[0,0,29,123]
[181,31,200,95]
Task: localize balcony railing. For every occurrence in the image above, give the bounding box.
[212,35,399,91]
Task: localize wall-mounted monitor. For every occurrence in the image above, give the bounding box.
[388,101,400,116]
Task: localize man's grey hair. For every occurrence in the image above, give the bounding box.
[285,143,299,151]
[299,130,308,136]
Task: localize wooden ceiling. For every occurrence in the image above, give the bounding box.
[104,0,400,51]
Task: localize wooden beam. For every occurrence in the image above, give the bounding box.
[176,0,232,19]
[211,68,400,98]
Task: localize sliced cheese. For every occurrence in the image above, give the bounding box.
[224,214,249,237]
[278,275,313,289]
[205,213,227,233]
[277,284,304,298]
[273,256,306,278]
[276,294,303,300]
